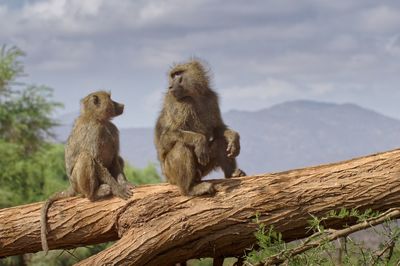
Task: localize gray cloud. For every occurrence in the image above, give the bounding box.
[1,0,400,127]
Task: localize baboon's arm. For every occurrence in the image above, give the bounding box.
[94,159,132,199]
[114,156,133,187]
[222,128,240,158]
[95,158,122,187]
[159,129,208,149]
[223,128,239,142]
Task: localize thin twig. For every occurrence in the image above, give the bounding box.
[371,239,395,265]
[386,239,396,263]
[337,237,347,266]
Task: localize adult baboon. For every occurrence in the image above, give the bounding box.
[155,59,246,196]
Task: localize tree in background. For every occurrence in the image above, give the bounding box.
[0,45,63,207]
[0,46,24,95]
[0,45,62,154]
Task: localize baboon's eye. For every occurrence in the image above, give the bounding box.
[171,70,184,78]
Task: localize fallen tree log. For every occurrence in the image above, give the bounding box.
[1,149,400,265]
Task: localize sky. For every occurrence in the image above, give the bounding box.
[1,0,400,128]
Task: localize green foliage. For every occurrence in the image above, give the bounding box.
[186,258,238,266]
[0,86,62,154]
[327,208,380,222]
[26,242,115,266]
[0,142,66,208]
[0,45,64,207]
[0,45,24,94]
[187,258,214,266]
[246,215,287,265]
[246,209,400,266]
[125,162,161,185]
[0,45,62,154]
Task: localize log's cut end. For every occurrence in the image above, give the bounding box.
[1,149,400,265]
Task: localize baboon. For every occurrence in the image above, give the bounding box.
[40,91,133,253]
[155,59,246,197]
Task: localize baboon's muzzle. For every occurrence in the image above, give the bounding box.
[114,101,124,116]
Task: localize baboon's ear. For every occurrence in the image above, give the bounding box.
[92,94,100,105]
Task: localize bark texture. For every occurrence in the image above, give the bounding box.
[1,149,400,265]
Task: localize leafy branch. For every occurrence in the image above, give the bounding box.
[249,209,400,266]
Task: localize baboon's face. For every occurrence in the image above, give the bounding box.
[82,91,124,120]
[168,61,209,101]
[168,70,191,100]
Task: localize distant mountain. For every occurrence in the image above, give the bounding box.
[54,100,400,176]
[224,100,400,174]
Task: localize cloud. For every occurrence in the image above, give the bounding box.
[327,35,359,52]
[385,34,400,56]
[1,0,400,126]
[360,5,400,33]
[218,78,303,111]
[308,83,336,95]
[221,78,298,100]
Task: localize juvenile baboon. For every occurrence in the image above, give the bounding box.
[40,91,133,253]
[155,59,246,196]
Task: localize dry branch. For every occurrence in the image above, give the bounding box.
[1,149,400,265]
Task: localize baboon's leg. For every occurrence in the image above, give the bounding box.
[213,138,246,178]
[94,158,133,200]
[96,184,111,198]
[72,153,111,201]
[212,138,237,178]
[164,142,196,195]
[164,142,214,196]
[110,156,124,178]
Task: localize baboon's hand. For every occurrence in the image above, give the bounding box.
[194,136,210,166]
[113,184,133,200]
[117,174,135,189]
[124,182,135,190]
[226,138,240,158]
[232,168,246,177]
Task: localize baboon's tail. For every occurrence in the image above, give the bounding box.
[40,188,75,254]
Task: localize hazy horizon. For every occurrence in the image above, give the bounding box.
[55,98,400,128]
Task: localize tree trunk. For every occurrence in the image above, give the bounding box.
[1,149,400,265]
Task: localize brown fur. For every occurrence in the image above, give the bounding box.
[155,59,246,197]
[40,91,133,253]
